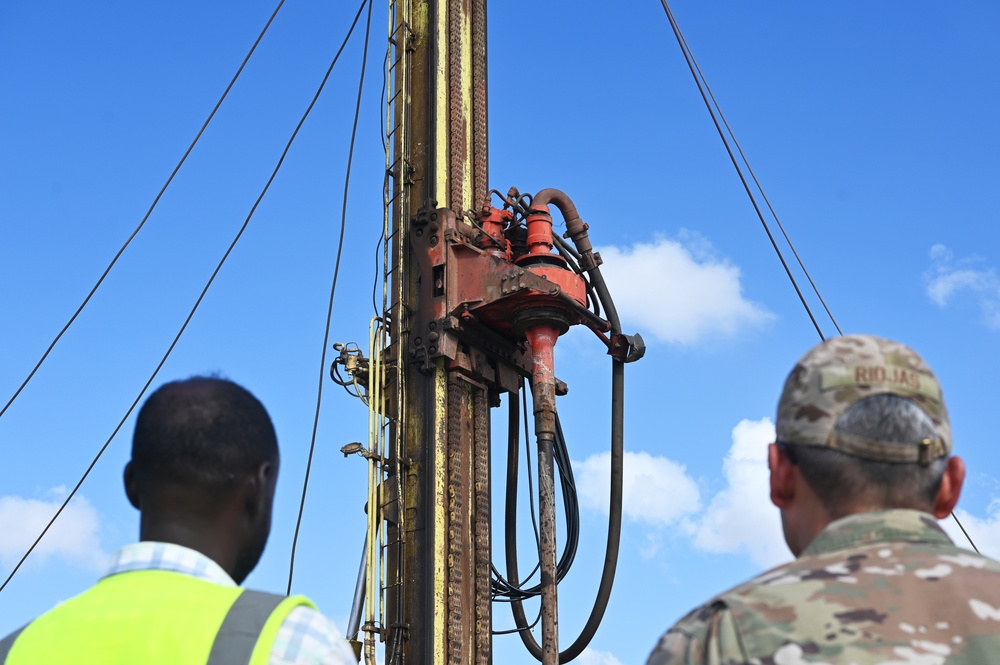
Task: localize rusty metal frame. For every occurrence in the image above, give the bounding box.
[386,2,494,664]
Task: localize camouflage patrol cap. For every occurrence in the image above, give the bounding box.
[776,334,951,465]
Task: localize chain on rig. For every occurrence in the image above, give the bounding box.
[332,186,643,664]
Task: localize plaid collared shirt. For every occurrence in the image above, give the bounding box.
[106,542,357,665]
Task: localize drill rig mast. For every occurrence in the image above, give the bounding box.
[384,1,492,663]
[337,2,643,663]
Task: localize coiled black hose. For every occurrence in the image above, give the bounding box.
[502,188,626,663]
[492,393,579,602]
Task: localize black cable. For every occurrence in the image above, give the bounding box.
[0,378,139,595]
[1,0,369,599]
[522,383,542,549]
[493,389,541,597]
[660,0,982,556]
[492,608,542,635]
[465,211,507,251]
[287,0,373,595]
[491,563,538,599]
[672,23,842,336]
[552,234,599,317]
[492,402,579,601]
[2,2,371,598]
[0,0,288,424]
[659,0,827,342]
[372,222,385,318]
[952,513,981,555]
[551,235,582,273]
[659,0,987,568]
[331,365,363,400]
[515,192,534,216]
[372,45,390,319]
[553,412,580,575]
[499,392,539,601]
[380,49,390,153]
[495,417,579,599]
[504,191,626,662]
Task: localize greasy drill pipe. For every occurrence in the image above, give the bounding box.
[524,323,562,665]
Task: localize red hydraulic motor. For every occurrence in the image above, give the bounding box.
[409,186,644,665]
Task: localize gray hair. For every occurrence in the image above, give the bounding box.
[789,394,947,518]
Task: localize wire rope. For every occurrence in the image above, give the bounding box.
[287,0,373,595]
[668,7,843,337]
[658,0,980,558]
[658,0,827,341]
[1,0,370,599]
[952,513,981,555]
[0,0,288,424]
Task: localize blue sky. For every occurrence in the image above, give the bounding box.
[2,2,999,664]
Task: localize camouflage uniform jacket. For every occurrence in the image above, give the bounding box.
[646,509,1000,664]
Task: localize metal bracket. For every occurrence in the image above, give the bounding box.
[608,332,646,363]
[499,267,560,297]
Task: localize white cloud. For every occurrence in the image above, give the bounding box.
[575,451,701,527]
[574,419,790,569]
[597,234,774,345]
[925,244,1000,329]
[942,499,1000,561]
[691,418,789,568]
[0,489,109,572]
[574,413,1000,574]
[575,647,624,665]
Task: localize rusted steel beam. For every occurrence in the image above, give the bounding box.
[387,1,492,664]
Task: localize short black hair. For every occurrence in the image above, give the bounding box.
[131,376,278,491]
[787,394,946,518]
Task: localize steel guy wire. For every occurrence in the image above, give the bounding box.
[659,0,827,341]
[670,9,843,337]
[953,513,981,555]
[0,0,369,597]
[0,0,288,424]
[287,0,374,595]
[658,0,979,556]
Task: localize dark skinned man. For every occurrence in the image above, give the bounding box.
[0,377,355,664]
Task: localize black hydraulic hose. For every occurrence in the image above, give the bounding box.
[495,395,580,601]
[566,229,626,660]
[587,263,620,331]
[569,358,623,658]
[505,188,626,662]
[505,366,623,662]
[552,234,600,318]
[553,413,580,577]
[504,391,525,586]
[505,404,540,648]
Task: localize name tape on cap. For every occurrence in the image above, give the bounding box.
[820,364,942,401]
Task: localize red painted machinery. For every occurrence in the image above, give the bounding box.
[409,187,643,663]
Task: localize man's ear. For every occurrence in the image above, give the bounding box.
[243,461,275,519]
[124,461,141,510]
[933,456,965,519]
[769,443,797,509]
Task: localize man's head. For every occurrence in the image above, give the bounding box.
[769,335,965,554]
[124,377,279,583]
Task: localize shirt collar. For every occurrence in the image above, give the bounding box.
[801,508,953,557]
[103,541,237,587]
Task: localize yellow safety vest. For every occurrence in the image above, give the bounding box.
[0,569,313,665]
